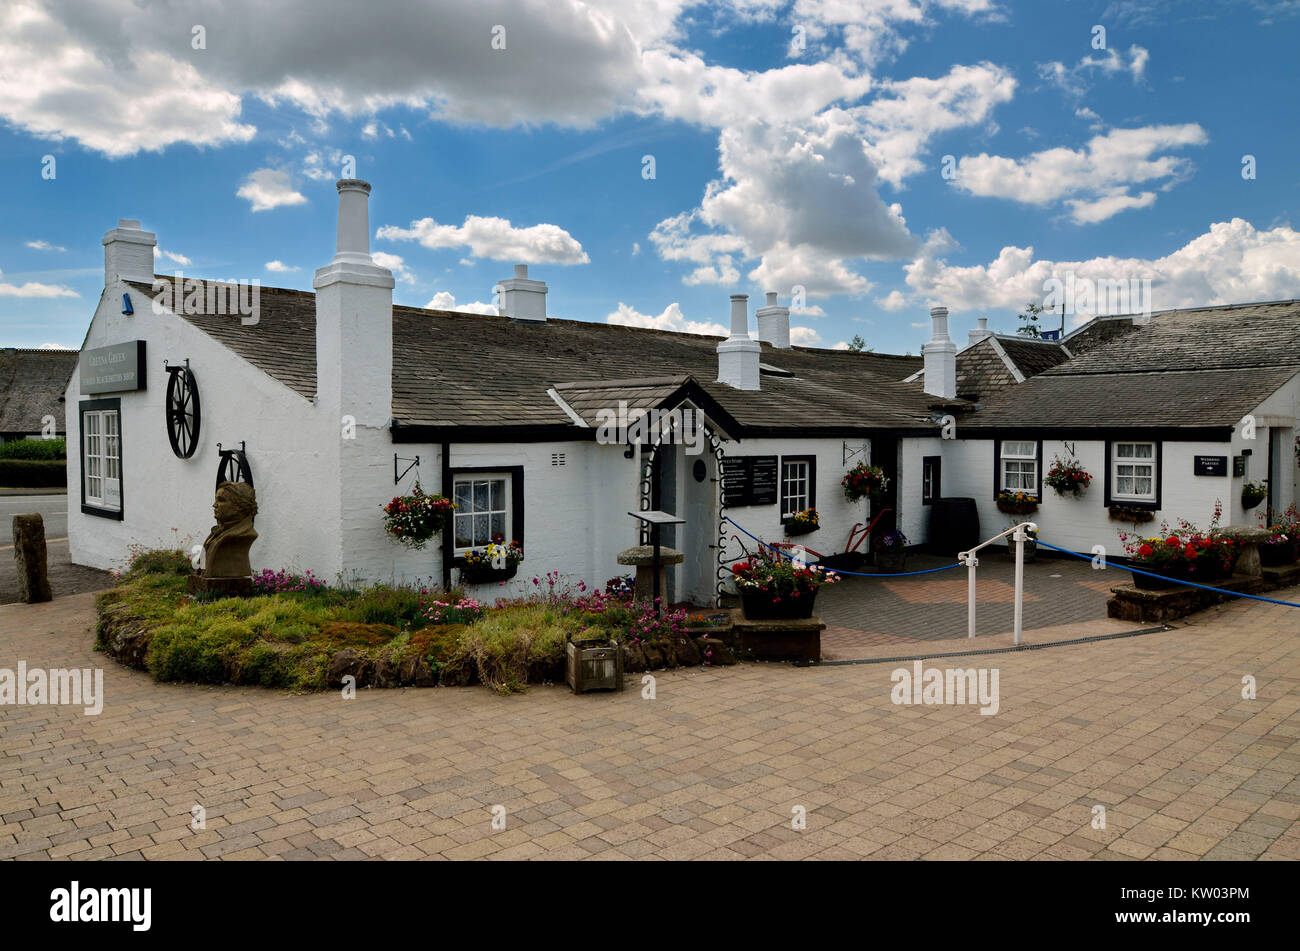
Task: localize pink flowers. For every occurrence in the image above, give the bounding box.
[251,568,328,594]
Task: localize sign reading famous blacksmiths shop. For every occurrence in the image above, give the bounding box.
[720,455,778,507]
[81,341,147,394]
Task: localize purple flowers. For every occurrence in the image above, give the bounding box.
[251,568,328,594]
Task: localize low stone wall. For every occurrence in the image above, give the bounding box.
[730,610,825,664]
[1107,564,1300,624]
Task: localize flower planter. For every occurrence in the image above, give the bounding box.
[458,563,519,585]
[1130,562,1222,589]
[740,587,818,620]
[1260,544,1298,567]
[782,520,819,537]
[1241,492,1266,511]
[818,551,867,573]
[874,549,906,573]
[996,501,1038,515]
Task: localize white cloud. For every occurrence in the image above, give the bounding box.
[265,260,299,273]
[789,325,822,346]
[371,251,415,284]
[24,240,65,252]
[605,301,728,337]
[237,168,308,212]
[904,218,1300,320]
[952,124,1208,223]
[1037,45,1151,99]
[789,0,1001,66]
[0,268,78,298]
[154,247,192,267]
[378,215,589,265]
[876,289,909,311]
[425,289,498,315]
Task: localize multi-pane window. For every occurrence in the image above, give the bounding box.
[83,408,121,512]
[453,474,509,551]
[781,458,811,517]
[1112,442,1156,500]
[1000,441,1038,495]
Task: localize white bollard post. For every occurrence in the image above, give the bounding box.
[963,552,978,639]
[1012,521,1036,646]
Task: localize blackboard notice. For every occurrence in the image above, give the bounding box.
[1194,455,1227,477]
[721,455,779,507]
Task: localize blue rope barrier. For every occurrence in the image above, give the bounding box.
[721,515,964,578]
[1035,538,1300,608]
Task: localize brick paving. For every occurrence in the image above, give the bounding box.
[1,585,1298,860]
[818,552,1135,659]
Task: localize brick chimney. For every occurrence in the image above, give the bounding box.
[102,219,156,286]
[755,291,791,349]
[717,294,760,390]
[923,305,957,399]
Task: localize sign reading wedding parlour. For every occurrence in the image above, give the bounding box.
[80,341,147,394]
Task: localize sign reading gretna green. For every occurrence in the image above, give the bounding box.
[81,341,146,394]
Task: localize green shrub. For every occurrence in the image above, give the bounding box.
[0,458,66,487]
[126,547,194,579]
[0,438,66,460]
[460,604,578,694]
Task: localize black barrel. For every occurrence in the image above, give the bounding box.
[929,497,980,556]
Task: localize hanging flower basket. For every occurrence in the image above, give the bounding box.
[995,490,1038,515]
[1044,455,1092,497]
[782,507,820,536]
[842,463,888,503]
[1241,481,1268,511]
[382,483,455,550]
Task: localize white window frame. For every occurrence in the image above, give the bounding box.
[999,440,1038,496]
[1111,441,1157,502]
[780,458,811,517]
[82,407,121,513]
[452,472,512,554]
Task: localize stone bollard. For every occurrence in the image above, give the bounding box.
[12,513,53,603]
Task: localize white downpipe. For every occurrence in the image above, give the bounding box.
[958,521,1037,644]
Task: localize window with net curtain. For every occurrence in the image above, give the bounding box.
[1112,441,1156,500]
[453,473,510,552]
[1000,441,1037,495]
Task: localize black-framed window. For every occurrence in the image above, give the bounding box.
[993,439,1042,498]
[1105,440,1162,508]
[448,465,524,555]
[79,398,123,520]
[780,454,816,517]
[922,456,941,504]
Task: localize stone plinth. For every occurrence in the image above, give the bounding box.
[1107,562,1300,624]
[617,545,684,604]
[730,609,825,664]
[187,573,252,598]
[1219,525,1272,577]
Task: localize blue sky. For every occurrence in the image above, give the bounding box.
[2,0,1298,353]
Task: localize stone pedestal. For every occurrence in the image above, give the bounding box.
[187,573,252,598]
[1219,525,1271,577]
[617,544,684,605]
[730,609,825,664]
[12,513,52,603]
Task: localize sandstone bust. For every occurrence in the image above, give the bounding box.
[201,481,258,579]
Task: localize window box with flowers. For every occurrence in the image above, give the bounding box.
[842,463,888,504]
[782,507,820,536]
[995,490,1038,515]
[1044,455,1092,497]
[730,547,839,620]
[382,483,455,550]
[873,529,908,572]
[457,538,524,585]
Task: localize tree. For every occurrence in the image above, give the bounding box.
[846,334,873,352]
[1017,302,1045,338]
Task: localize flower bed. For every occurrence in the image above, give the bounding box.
[96,549,739,696]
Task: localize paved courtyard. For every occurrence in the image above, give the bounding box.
[1,584,1297,861]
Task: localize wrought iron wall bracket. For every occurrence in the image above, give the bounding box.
[394,453,420,485]
[843,441,869,466]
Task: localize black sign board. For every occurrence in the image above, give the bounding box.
[1233,456,1247,478]
[721,455,778,507]
[1193,455,1227,477]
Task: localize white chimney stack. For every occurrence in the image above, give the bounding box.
[333,180,375,264]
[717,294,760,390]
[967,316,994,348]
[499,263,548,321]
[756,291,791,349]
[923,305,957,399]
[102,219,156,286]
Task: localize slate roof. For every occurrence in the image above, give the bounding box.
[133,277,937,435]
[0,348,78,435]
[997,337,1072,378]
[908,335,1070,400]
[967,300,1300,431]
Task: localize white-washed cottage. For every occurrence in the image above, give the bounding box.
[66,178,1300,605]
